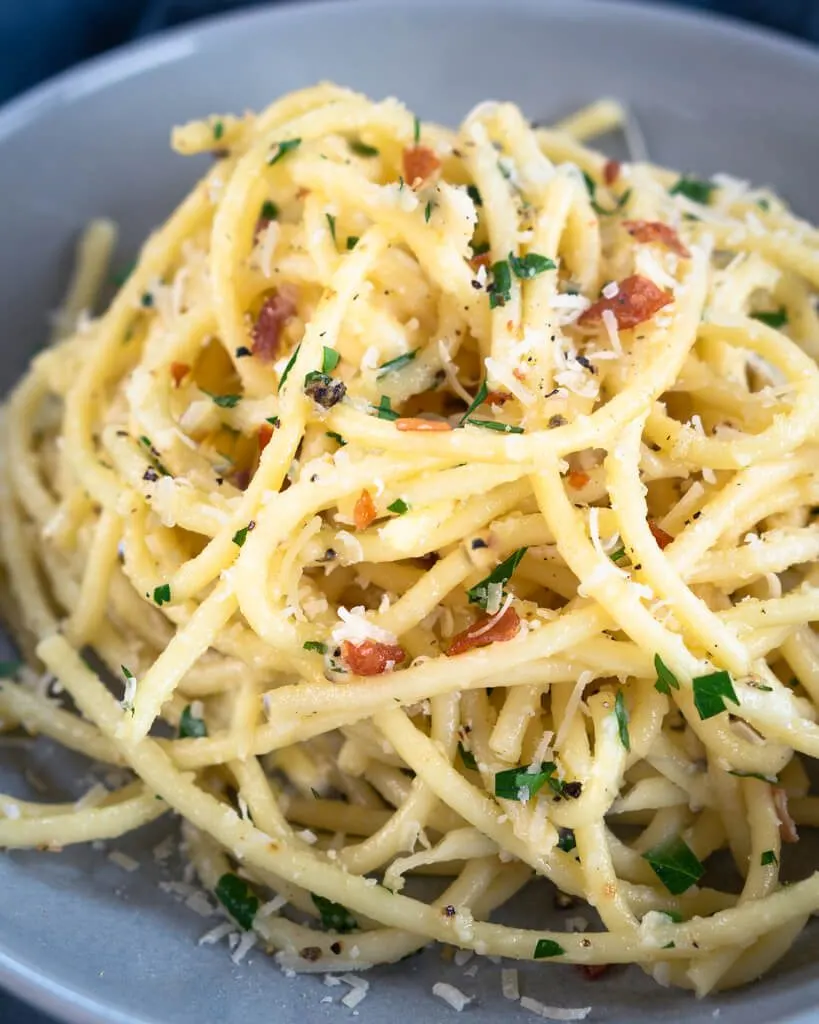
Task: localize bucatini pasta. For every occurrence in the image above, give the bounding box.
[2,84,819,1000]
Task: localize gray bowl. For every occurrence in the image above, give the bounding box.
[1,1,818,1022]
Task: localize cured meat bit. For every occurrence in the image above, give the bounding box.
[448,607,521,656]
[485,391,511,406]
[567,469,590,490]
[648,520,673,549]
[354,489,377,530]
[603,159,621,186]
[402,145,441,187]
[258,423,274,453]
[252,289,297,361]
[579,274,672,330]
[170,362,190,388]
[773,786,799,844]
[395,418,453,432]
[623,219,690,258]
[342,639,406,675]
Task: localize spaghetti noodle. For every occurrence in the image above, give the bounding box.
[2,84,819,999]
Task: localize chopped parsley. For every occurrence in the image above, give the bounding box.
[387,498,409,515]
[140,292,154,308]
[654,654,680,696]
[582,171,631,215]
[152,584,171,607]
[509,252,556,279]
[321,346,340,373]
[556,827,576,853]
[467,547,527,611]
[642,836,704,895]
[750,308,788,329]
[692,670,740,720]
[215,873,259,930]
[178,704,207,739]
[232,521,255,547]
[326,213,336,242]
[413,115,421,144]
[609,545,627,563]
[346,236,359,250]
[464,418,524,434]
[260,199,279,221]
[278,343,301,392]
[213,120,224,141]
[311,893,357,933]
[303,641,328,654]
[466,184,483,207]
[533,939,565,959]
[425,200,434,223]
[325,431,346,446]
[374,395,400,421]
[206,392,241,409]
[488,260,512,309]
[727,769,778,784]
[268,138,301,166]
[139,435,170,477]
[458,741,478,770]
[266,415,281,428]
[614,690,631,752]
[494,761,563,802]
[761,849,778,867]
[235,345,252,358]
[349,139,379,157]
[377,349,418,378]
[670,176,717,204]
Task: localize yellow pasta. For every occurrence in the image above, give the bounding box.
[1,84,819,998]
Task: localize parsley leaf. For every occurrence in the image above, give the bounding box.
[152,584,171,607]
[692,670,740,720]
[374,395,400,421]
[413,115,421,144]
[387,498,409,515]
[213,120,224,141]
[206,392,241,409]
[761,849,778,867]
[268,138,301,166]
[609,545,627,563]
[260,199,279,221]
[232,522,254,547]
[178,704,207,739]
[311,893,357,933]
[458,741,478,770]
[494,761,562,802]
[215,873,259,930]
[533,939,565,959]
[509,252,556,279]
[488,260,512,309]
[614,690,631,752]
[326,213,336,242]
[377,349,418,378]
[556,827,576,853]
[325,431,346,446]
[463,418,524,434]
[727,769,778,784]
[751,309,788,329]
[303,641,327,654]
[321,347,340,374]
[670,176,716,204]
[349,139,379,157]
[266,415,281,428]
[582,171,631,215]
[654,654,680,696]
[425,200,434,223]
[278,344,301,392]
[346,235,359,250]
[466,184,483,207]
[643,836,704,895]
[467,547,527,611]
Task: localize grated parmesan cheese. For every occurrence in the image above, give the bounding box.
[331,605,399,646]
[519,996,591,1021]
[432,982,473,1012]
[230,930,257,965]
[108,850,140,872]
[198,921,233,946]
[501,967,520,1001]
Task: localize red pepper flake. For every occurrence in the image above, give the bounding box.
[448,606,521,656]
[567,469,590,490]
[469,251,491,272]
[342,638,406,675]
[603,159,621,186]
[578,964,610,980]
[579,274,672,330]
[258,423,274,453]
[485,391,511,406]
[353,489,377,530]
[402,145,441,188]
[623,220,690,258]
[170,362,190,388]
[252,289,297,361]
[395,418,453,432]
[648,520,673,549]
[773,786,799,844]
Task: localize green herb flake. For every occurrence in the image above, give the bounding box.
[757,198,771,211]
[509,251,557,280]
[614,690,631,752]
[642,836,705,895]
[533,938,565,959]
[152,584,171,607]
[692,670,740,720]
[489,260,512,309]
[556,828,576,853]
[466,184,483,207]
[425,200,434,223]
[206,392,241,409]
[727,769,778,784]
[303,641,328,654]
[178,704,207,739]
[311,892,357,933]
[582,171,632,215]
[750,309,788,329]
[232,522,254,548]
[141,292,154,308]
[213,120,224,141]
[326,213,336,242]
[260,199,279,221]
[349,139,379,157]
[654,654,680,696]
[387,498,410,515]
[266,416,281,428]
[761,849,778,867]
[0,661,21,679]
[268,138,301,166]
[459,380,489,425]
[321,346,340,374]
[278,343,301,392]
[377,349,418,378]
[374,395,400,421]
[670,176,717,205]
[609,546,627,564]
[215,873,259,930]
[464,418,524,434]
[325,431,346,446]
[413,115,421,144]
[467,547,527,611]
[346,235,359,250]
[494,761,562,802]
[458,741,478,770]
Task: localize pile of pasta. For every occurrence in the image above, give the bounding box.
[2,83,819,999]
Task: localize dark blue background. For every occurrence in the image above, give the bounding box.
[0,0,816,1020]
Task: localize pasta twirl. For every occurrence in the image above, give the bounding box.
[1,85,819,998]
